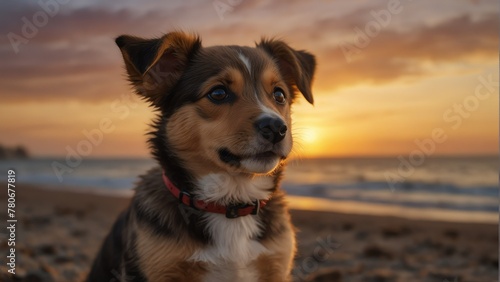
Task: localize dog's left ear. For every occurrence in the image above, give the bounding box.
[257,39,316,104]
[115,31,201,107]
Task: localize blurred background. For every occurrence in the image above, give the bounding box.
[0,0,497,222]
[0,0,498,281]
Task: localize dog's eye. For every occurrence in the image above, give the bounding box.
[273,88,286,105]
[207,87,228,102]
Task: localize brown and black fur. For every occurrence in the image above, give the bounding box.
[87,31,316,282]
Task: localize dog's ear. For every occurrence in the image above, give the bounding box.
[115,32,201,107]
[257,39,316,104]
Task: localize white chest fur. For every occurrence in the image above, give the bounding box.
[195,172,273,205]
[190,213,267,282]
[189,173,274,281]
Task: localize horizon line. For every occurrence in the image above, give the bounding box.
[4,153,498,161]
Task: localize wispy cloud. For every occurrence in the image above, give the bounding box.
[315,13,498,91]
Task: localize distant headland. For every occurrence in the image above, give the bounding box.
[0,144,30,159]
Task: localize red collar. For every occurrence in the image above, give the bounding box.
[162,172,268,218]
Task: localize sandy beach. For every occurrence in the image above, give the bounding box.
[0,185,497,282]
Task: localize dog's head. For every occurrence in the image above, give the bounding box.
[116,31,315,175]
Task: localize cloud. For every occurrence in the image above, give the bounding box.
[0,6,172,103]
[0,4,188,44]
[0,1,497,103]
[333,110,401,123]
[314,13,498,91]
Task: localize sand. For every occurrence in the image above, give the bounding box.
[0,185,497,282]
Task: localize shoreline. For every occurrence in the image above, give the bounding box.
[17,183,498,225]
[0,184,497,281]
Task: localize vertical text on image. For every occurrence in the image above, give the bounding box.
[6,169,17,275]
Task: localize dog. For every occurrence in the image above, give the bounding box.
[87,31,315,282]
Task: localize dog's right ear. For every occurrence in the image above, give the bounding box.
[257,39,316,104]
[115,32,201,107]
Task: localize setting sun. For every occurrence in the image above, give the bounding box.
[298,127,318,144]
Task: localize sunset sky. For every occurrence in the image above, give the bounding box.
[0,0,498,158]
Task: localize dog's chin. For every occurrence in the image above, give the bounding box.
[240,154,281,174]
[218,148,284,174]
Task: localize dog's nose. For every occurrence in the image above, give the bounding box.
[254,117,287,144]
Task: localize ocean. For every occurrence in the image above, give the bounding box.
[1,156,497,223]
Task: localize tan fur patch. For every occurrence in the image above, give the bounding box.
[166,105,216,177]
[260,66,281,93]
[255,229,296,282]
[199,67,245,99]
[258,65,291,114]
[135,227,207,281]
[254,231,296,282]
[255,254,292,282]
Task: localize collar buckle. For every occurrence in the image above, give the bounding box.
[225,200,261,218]
[251,200,260,215]
[225,203,247,218]
[178,190,195,208]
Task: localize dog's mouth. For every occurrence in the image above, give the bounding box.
[218,148,283,167]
